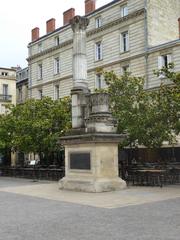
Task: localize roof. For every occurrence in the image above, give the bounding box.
[0,67,16,72]
[148,39,180,53]
[29,0,122,45]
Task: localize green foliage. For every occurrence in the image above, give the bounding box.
[104,64,180,148]
[0,97,71,159]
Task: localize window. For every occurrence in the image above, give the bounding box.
[38,89,43,99]
[121,4,128,17]
[1,105,6,114]
[55,36,60,46]
[1,72,8,76]
[38,64,43,79]
[54,85,59,99]
[38,43,43,53]
[122,65,130,74]
[95,74,106,89]
[95,42,103,61]
[18,87,23,102]
[54,57,60,74]
[3,84,8,98]
[158,55,172,78]
[158,55,172,69]
[95,17,102,28]
[120,31,129,52]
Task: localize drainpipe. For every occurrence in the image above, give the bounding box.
[144,0,149,89]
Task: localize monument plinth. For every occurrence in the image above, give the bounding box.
[59,16,126,192]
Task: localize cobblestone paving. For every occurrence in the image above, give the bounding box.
[0,177,180,240]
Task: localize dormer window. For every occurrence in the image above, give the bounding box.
[121,4,128,17]
[1,72,8,76]
[38,43,43,53]
[95,17,102,28]
[55,36,60,46]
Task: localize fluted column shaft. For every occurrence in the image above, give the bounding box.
[71,16,89,89]
[70,16,89,129]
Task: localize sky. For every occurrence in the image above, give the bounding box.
[0,0,111,69]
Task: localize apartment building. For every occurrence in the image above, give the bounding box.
[16,67,29,104]
[27,0,180,100]
[0,67,16,114]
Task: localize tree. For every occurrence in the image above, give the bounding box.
[104,64,180,148]
[0,113,15,165]
[1,97,71,165]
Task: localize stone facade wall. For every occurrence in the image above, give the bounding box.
[28,0,180,99]
[147,0,180,47]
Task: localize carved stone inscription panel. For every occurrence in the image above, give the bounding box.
[70,152,91,170]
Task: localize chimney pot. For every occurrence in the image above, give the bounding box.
[63,8,75,25]
[85,0,96,15]
[31,27,39,42]
[46,18,56,34]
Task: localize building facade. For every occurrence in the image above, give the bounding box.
[27,0,180,100]
[16,67,29,104]
[27,0,180,162]
[0,67,16,114]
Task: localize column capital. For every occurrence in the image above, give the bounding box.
[70,16,89,32]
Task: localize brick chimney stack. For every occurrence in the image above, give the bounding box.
[63,8,75,25]
[46,18,56,34]
[85,0,96,15]
[31,27,39,42]
[178,18,180,38]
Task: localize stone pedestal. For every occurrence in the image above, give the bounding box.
[59,134,126,192]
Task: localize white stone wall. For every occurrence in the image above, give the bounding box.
[0,68,16,114]
[29,0,180,99]
[147,0,180,47]
[128,0,144,14]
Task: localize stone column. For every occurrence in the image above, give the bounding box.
[71,16,89,89]
[70,16,90,130]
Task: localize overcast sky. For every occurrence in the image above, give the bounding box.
[0,0,110,69]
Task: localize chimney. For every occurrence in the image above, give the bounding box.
[178,18,180,38]
[63,8,75,25]
[46,18,56,34]
[31,27,39,42]
[85,0,96,15]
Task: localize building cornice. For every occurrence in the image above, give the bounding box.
[0,76,16,81]
[27,8,145,62]
[147,39,180,54]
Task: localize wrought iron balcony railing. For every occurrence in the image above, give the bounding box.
[0,94,12,102]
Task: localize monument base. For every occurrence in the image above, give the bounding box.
[58,133,127,193]
[59,177,126,193]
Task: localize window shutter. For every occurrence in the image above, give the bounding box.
[121,7,124,17]
[126,32,129,51]
[158,56,163,69]
[54,59,56,74]
[167,55,172,64]
[120,34,122,52]
[100,43,103,59]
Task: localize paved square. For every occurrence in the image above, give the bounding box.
[0,177,180,240]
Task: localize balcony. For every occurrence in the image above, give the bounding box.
[0,94,12,102]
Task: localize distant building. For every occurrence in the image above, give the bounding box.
[0,67,16,114]
[16,67,29,104]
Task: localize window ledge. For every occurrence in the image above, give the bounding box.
[94,59,103,63]
[53,73,61,76]
[120,50,130,55]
